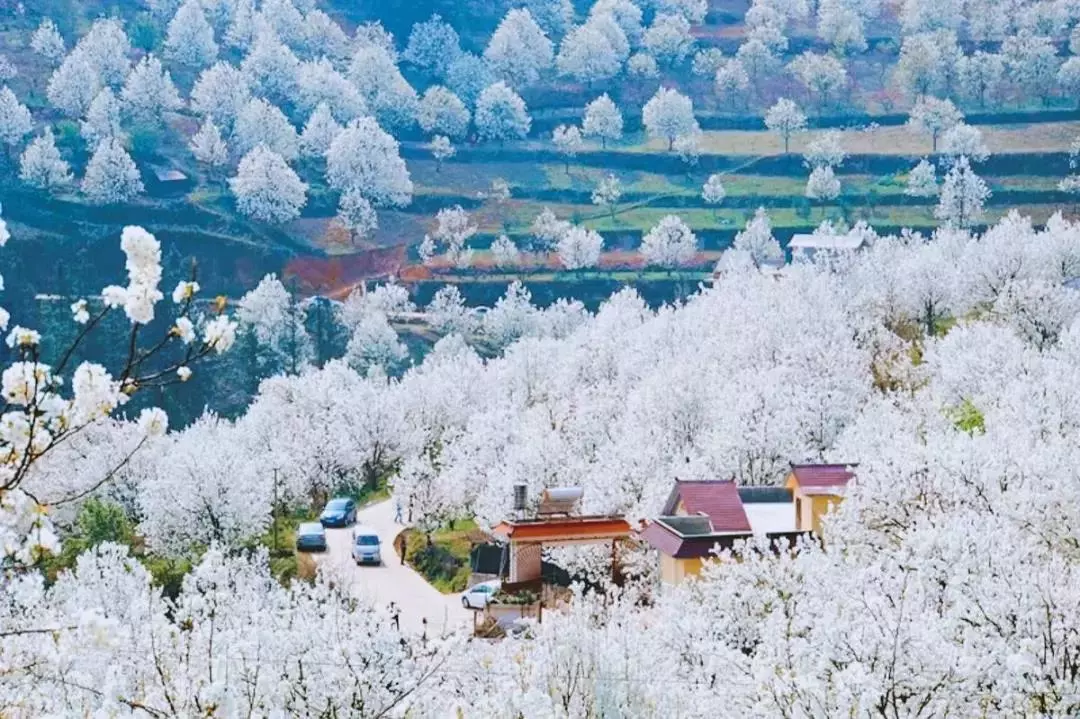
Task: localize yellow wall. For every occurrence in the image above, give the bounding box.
[660,554,707,584]
[795,493,842,535]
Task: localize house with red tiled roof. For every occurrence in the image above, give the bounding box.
[640,479,805,584]
[784,463,857,535]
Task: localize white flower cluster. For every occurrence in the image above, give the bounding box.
[203,315,238,353]
[0,488,59,565]
[70,299,89,324]
[103,226,165,325]
[172,280,200,304]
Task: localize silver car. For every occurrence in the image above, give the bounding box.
[351,527,381,565]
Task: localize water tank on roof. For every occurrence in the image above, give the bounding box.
[544,487,583,503]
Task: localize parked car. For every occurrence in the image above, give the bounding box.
[319,497,357,527]
[296,522,327,552]
[351,527,382,565]
[461,579,502,609]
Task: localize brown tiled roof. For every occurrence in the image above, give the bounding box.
[661,480,752,533]
[787,463,857,489]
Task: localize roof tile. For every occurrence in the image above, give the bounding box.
[662,480,752,533]
[789,463,857,489]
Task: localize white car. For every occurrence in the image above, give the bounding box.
[351,527,382,565]
[461,580,501,609]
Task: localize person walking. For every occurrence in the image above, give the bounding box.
[396,533,407,565]
[393,499,403,524]
[389,602,400,631]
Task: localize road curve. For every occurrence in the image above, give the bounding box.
[318,498,473,635]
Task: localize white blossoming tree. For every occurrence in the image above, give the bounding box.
[552,124,583,173]
[81,138,144,205]
[592,173,622,220]
[429,135,455,172]
[417,86,471,139]
[905,158,939,197]
[720,207,783,270]
[582,93,624,147]
[164,0,219,69]
[642,86,698,151]
[30,19,66,65]
[702,173,727,218]
[557,226,605,270]
[490,234,522,269]
[806,165,841,215]
[189,118,229,169]
[935,156,990,229]
[229,145,308,224]
[640,214,698,269]
[765,97,807,153]
[484,8,554,88]
[0,220,236,571]
[0,86,32,150]
[907,96,963,152]
[326,117,414,208]
[120,54,184,128]
[298,102,342,159]
[19,129,73,191]
[475,81,532,144]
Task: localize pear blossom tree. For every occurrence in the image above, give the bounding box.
[326,117,413,209]
[19,129,73,191]
[417,86,471,139]
[475,82,532,144]
[81,138,144,205]
[714,58,750,106]
[403,14,462,77]
[556,23,622,84]
[806,165,841,213]
[80,88,124,147]
[237,273,312,375]
[552,124,584,173]
[642,86,698,151]
[233,97,299,161]
[907,96,963,152]
[699,176,727,224]
[643,13,695,67]
[429,135,455,172]
[627,52,661,78]
[337,189,379,244]
[905,158,939,197]
[640,214,698,269]
[295,58,368,123]
[940,122,990,164]
[582,93,624,147]
[592,173,622,221]
[189,119,228,169]
[491,235,522,269]
[229,145,308,224]
[190,61,252,132]
[30,19,66,65]
[0,86,32,151]
[298,102,341,159]
[348,45,419,132]
[484,8,554,88]
[765,98,807,153]
[164,0,219,69]
[803,129,847,169]
[722,207,783,269]
[532,207,572,251]
[557,226,605,269]
[935,156,990,228]
[431,205,478,268]
[120,55,184,128]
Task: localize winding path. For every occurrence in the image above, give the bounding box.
[319,499,472,635]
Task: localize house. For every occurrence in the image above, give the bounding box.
[784,463,857,535]
[639,480,804,584]
[787,230,868,260]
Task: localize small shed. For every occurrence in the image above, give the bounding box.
[788,230,868,260]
